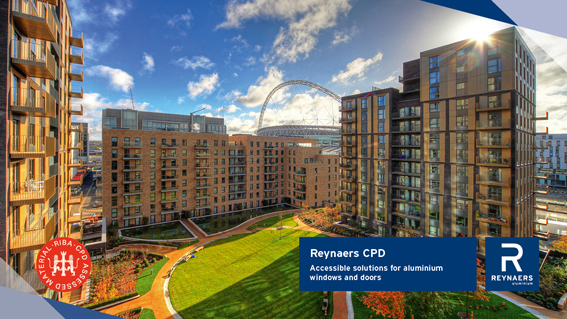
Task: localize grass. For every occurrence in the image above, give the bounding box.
[121,222,194,240]
[177,240,200,250]
[139,308,156,319]
[246,213,297,231]
[169,229,332,319]
[135,258,170,296]
[352,291,538,319]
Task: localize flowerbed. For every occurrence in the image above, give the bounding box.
[515,257,567,311]
[86,250,164,307]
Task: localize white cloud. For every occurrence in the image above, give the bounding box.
[217,0,352,63]
[255,45,262,52]
[244,56,256,66]
[231,34,249,50]
[234,67,288,107]
[86,65,134,92]
[226,104,241,113]
[168,9,193,27]
[71,92,150,140]
[141,53,155,73]
[241,111,259,118]
[177,97,185,104]
[67,0,92,25]
[201,112,215,118]
[198,104,213,110]
[351,89,361,95]
[104,0,131,23]
[174,56,215,70]
[374,75,396,86]
[171,45,182,52]
[234,73,238,77]
[84,33,118,58]
[332,52,384,84]
[331,26,358,45]
[187,73,219,98]
[225,117,258,135]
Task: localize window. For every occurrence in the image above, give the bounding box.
[150,160,155,169]
[150,138,155,146]
[456,150,468,161]
[456,116,468,127]
[150,149,155,158]
[377,123,383,132]
[430,134,439,144]
[429,71,439,84]
[378,96,385,106]
[456,99,468,110]
[112,137,117,146]
[378,109,385,119]
[430,118,439,129]
[429,87,439,99]
[429,55,439,69]
[456,133,468,144]
[150,182,155,191]
[430,103,439,112]
[111,208,117,218]
[150,171,155,180]
[111,149,117,158]
[488,95,501,108]
[488,58,501,73]
[111,196,117,206]
[487,41,501,55]
[361,99,367,109]
[362,123,368,133]
[111,161,117,170]
[488,77,502,91]
[456,82,466,90]
[150,193,155,202]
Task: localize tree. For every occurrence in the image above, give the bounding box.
[461,258,489,318]
[552,234,567,253]
[406,291,453,319]
[359,291,406,319]
[278,212,283,240]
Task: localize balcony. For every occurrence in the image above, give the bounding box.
[161,186,179,192]
[161,196,179,203]
[338,197,355,205]
[10,214,56,254]
[392,111,421,120]
[123,153,143,160]
[231,187,247,193]
[69,158,83,168]
[340,186,356,194]
[342,152,355,159]
[391,140,421,148]
[475,174,511,187]
[69,68,84,82]
[123,141,143,148]
[161,142,179,148]
[10,87,56,118]
[161,207,179,214]
[340,104,356,112]
[475,157,510,167]
[195,153,211,158]
[339,140,356,147]
[535,186,549,195]
[123,164,143,171]
[342,174,356,181]
[22,269,47,294]
[69,172,85,187]
[476,192,510,206]
[295,170,307,176]
[195,193,212,199]
[264,152,277,157]
[122,176,143,184]
[10,136,56,158]
[68,191,83,206]
[123,188,143,196]
[229,170,247,176]
[196,172,211,179]
[535,172,549,179]
[69,104,83,116]
[476,100,511,112]
[161,174,179,181]
[392,124,421,133]
[339,116,356,123]
[69,141,83,150]
[123,199,143,207]
[195,143,212,149]
[536,157,549,165]
[476,138,511,148]
[534,142,549,150]
[295,186,307,193]
[477,214,509,226]
[196,203,211,210]
[263,161,276,166]
[229,178,247,184]
[70,123,83,132]
[196,183,211,189]
[534,230,550,240]
[69,223,83,241]
[161,164,179,170]
[10,175,56,206]
[339,162,355,169]
[536,127,548,135]
[161,153,178,159]
[12,3,57,42]
[69,31,84,48]
[230,160,247,166]
[340,128,356,135]
[11,40,56,79]
[69,48,84,65]
[295,196,306,202]
[534,216,549,225]
[534,202,549,211]
[533,112,549,121]
[196,163,211,169]
[476,119,512,130]
[229,152,246,157]
[69,87,83,99]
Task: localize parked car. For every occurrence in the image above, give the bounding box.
[92,200,102,208]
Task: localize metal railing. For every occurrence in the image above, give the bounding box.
[9,87,56,117]
[11,135,53,154]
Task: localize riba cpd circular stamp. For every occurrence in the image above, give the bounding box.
[36,237,92,292]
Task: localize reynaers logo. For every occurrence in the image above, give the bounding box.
[485,238,538,291]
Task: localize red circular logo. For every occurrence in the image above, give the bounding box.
[36,237,92,292]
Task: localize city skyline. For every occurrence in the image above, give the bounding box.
[67,0,567,140]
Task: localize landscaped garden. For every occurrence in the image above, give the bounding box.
[352,291,537,319]
[115,307,156,319]
[84,251,166,309]
[121,221,195,240]
[107,225,197,249]
[516,255,567,311]
[246,213,297,230]
[169,229,333,318]
[191,204,298,235]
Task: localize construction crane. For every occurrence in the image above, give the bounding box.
[190,107,206,132]
[129,86,135,110]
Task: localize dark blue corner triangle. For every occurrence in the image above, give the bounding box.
[421,0,516,25]
[43,298,118,319]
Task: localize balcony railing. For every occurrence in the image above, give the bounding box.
[476,192,510,206]
[12,2,57,42]
[196,183,211,188]
[10,135,56,158]
[476,119,512,130]
[161,186,179,192]
[230,170,247,175]
[69,86,83,99]
[195,143,212,149]
[161,153,178,159]
[195,153,211,158]
[9,87,56,118]
[69,31,84,48]
[229,152,246,157]
[123,164,143,171]
[391,140,421,147]
[123,176,143,183]
[123,141,143,148]
[339,140,356,146]
[69,141,83,150]
[195,193,212,199]
[69,104,83,115]
[161,164,179,170]
[10,214,56,253]
[70,123,83,131]
[161,142,179,148]
[196,163,211,168]
[475,174,511,186]
[161,196,179,203]
[123,199,143,207]
[392,124,421,132]
[339,116,356,123]
[196,173,211,178]
[340,104,356,112]
[476,157,510,166]
[161,174,179,181]
[69,47,84,65]
[10,175,56,206]
[123,153,143,160]
[11,40,56,80]
[476,138,511,148]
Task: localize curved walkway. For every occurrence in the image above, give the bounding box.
[101,210,304,318]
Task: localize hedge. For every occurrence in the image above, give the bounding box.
[115,307,142,317]
[83,292,139,310]
[148,252,166,260]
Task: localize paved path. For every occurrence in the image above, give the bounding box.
[102,210,304,318]
[497,291,567,319]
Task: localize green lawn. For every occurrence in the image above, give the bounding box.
[246,213,297,230]
[177,240,200,250]
[352,291,537,319]
[169,229,332,319]
[135,258,170,296]
[139,308,156,319]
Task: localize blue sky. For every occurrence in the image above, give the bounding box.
[68,0,566,140]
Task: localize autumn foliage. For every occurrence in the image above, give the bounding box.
[359,291,406,319]
[297,205,341,230]
[552,234,567,253]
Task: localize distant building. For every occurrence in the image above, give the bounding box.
[536,133,567,190]
[72,121,89,162]
[102,108,227,134]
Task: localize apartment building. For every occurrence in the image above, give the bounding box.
[535,134,567,190]
[1,0,85,296]
[71,121,88,162]
[339,27,549,253]
[101,111,339,228]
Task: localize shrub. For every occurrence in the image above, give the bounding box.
[134,268,141,273]
[83,292,138,309]
[148,252,166,260]
[150,258,156,263]
[545,302,556,310]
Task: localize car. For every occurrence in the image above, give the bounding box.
[92,200,102,208]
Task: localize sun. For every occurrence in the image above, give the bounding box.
[458,22,499,43]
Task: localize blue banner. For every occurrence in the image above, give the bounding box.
[485,238,539,291]
[299,237,477,291]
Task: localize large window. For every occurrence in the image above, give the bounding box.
[488,58,501,73]
[430,71,439,84]
[456,116,468,127]
[429,56,439,69]
[430,118,439,129]
[430,87,439,99]
[488,77,502,91]
[456,99,468,110]
[361,99,368,109]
